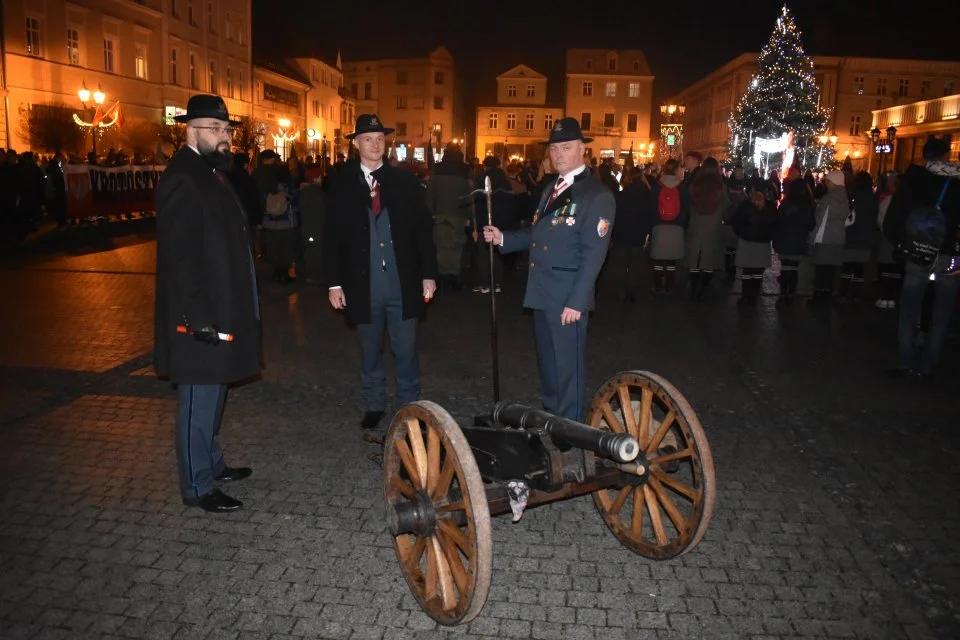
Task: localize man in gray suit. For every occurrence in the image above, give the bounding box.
[483,118,615,420]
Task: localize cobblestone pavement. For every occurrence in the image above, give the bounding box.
[1,240,958,640]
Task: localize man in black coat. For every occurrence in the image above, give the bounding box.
[154,95,261,512]
[324,114,437,429]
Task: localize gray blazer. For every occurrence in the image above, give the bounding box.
[501,170,615,312]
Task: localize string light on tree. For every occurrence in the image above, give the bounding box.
[728,3,833,174]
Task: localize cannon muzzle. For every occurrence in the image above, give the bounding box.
[491,402,639,463]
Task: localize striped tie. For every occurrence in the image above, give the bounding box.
[369,175,381,215]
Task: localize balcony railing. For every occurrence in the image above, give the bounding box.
[873,93,960,129]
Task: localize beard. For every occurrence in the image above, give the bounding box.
[198,141,233,171]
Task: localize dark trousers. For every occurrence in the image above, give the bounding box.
[779,259,800,298]
[176,383,228,500]
[533,309,589,421]
[356,294,420,411]
[813,264,837,300]
[839,262,865,299]
[652,259,677,294]
[608,244,645,299]
[740,267,764,303]
[878,262,904,301]
[898,262,960,373]
[474,240,504,287]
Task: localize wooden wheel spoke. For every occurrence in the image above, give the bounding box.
[630,485,644,537]
[436,529,469,596]
[643,485,669,546]
[431,456,456,501]
[436,500,465,514]
[651,467,698,501]
[600,401,625,434]
[430,537,457,610]
[638,387,653,449]
[426,425,441,494]
[390,476,416,500]
[608,486,632,516]
[406,419,429,488]
[648,475,687,534]
[649,448,693,466]
[424,538,438,600]
[436,518,473,561]
[646,410,674,453]
[394,439,423,489]
[617,384,638,439]
[401,535,427,574]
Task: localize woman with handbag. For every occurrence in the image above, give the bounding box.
[808,170,849,306]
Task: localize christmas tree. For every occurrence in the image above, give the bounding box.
[728,4,832,175]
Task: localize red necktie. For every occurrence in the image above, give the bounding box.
[548,177,566,206]
[369,175,381,215]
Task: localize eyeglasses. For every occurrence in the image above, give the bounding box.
[193,126,235,137]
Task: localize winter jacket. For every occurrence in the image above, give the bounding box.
[649,174,689,229]
[811,187,849,246]
[613,179,653,247]
[773,199,815,256]
[846,187,879,251]
[731,198,777,243]
[884,164,960,256]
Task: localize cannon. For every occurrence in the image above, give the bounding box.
[381,370,716,625]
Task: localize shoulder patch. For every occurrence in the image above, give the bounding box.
[597,217,611,238]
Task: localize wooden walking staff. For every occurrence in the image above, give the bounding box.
[484,175,500,403]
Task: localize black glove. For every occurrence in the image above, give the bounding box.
[193,325,221,346]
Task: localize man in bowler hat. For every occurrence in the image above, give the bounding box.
[324,115,437,429]
[154,94,260,512]
[483,118,615,420]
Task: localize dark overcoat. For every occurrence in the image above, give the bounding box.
[323,160,438,325]
[154,147,262,384]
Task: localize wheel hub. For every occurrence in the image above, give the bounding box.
[387,490,437,537]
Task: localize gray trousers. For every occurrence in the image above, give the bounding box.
[533,309,589,421]
[175,383,227,500]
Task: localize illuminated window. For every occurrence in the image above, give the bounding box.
[544,113,554,130]
[169,49,178,85]
[580,112,592,131]
[605,82,616,97]
[66,29,80,65]
[135,45,147,79]
[628,82,639,98]
[627,114,638,132]
[506,113,516,130]
[488,112,498,129]
[507,84,517,97]
[898,78,909,97]
[582,81,593,97]
[526,84,535,97]
[876,77,887,96]
[103,39,115,72]
[603,112,615,128]
[524,113,534,129]
[849,115,861,136]
[26,17,41,57]
[853,75,864,94]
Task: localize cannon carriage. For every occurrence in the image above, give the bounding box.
[381,370,716,625]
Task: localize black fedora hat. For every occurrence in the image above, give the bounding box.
[346,114,394,139]
[174,94,231,123]
[541,117,592,145]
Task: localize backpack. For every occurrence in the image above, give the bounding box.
[658,185,681,221]
[262,188,296,230]
[902,179,950,268]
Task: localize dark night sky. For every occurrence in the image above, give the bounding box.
[254,0,959,123]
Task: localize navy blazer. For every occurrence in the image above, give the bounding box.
[501,169,615,313]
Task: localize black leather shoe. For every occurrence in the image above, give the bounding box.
[215,466,252,483]
[182,489,243,512]
[361,410,384,430]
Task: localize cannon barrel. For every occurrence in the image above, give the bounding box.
[491,402,639,464]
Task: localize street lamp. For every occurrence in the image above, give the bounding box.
[77,81,107,157]
[870,125,897,178]
[659,102,685,160]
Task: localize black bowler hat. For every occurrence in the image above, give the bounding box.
[174,94,231,123]
[346,113,394,139]
[541,117,593,145]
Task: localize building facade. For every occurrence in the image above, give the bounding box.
[252,60,308,161]
[290,55,355,160]
[673,53,960,170]
[564,49,655,163]
[475,64,564,162]
[342,47,454,162]
[1,0,253,154]
[871,93,960,173]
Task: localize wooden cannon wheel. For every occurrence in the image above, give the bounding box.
[382,401,492,625]
[585,371,716,559]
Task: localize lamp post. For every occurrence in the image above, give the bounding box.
[870,125,897,179]
[659,102,685,161]
[77,81,106,158]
